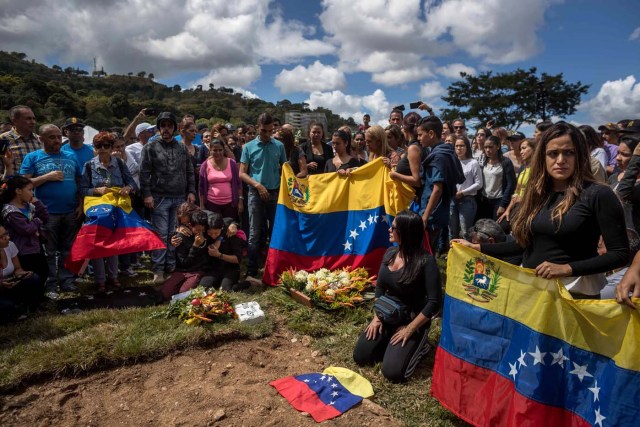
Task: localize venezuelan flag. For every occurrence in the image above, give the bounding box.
[432,243,640,427]
[270,366,374,422]
[65,191,165,273]
[263,159,415,285]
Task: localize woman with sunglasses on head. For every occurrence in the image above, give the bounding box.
[454,122,629,299]
[353,209,441,382]
[80,131,138,293]
[477,135,516,221]
[325,129,360,174]
[199,139,242,221]
[472,127,490,164]
[300,121,333,175]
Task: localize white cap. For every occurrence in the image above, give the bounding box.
[135,123,156,137]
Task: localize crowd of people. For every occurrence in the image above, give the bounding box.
[1,102,639,383]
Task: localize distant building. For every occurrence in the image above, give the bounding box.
[285,111,328,132]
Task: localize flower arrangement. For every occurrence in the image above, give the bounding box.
[279,267,376,310]
[154,286,236,325]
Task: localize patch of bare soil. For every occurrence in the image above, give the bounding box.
[0,330,402,427]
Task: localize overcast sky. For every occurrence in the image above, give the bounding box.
[1,0,639,131]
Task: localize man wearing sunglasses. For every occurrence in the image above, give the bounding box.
[61,117,94,171]
[452,118,467,137]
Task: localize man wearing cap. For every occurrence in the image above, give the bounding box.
[20,124,82,299]
[599,122,620,175]
[61,117,94,170]
[1,105,40,174]
[127,122,156,167]
[140,112,196,284]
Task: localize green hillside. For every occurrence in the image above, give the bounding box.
[0,51,355,132]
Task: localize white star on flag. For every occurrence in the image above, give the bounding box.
[349,229,359,239]
[331,383,338,388]
[550,348,569,368]
[594,407,606,427]
[380,215,388,223]
[518,350,527,368]
[528,346,547,365]
[359,220,367,231]
[138,292,147,297]
[329,401,335,406]
[325,375,333,381]
[320,375,326,381]
[303,379,310,383]
[342,241,352,251]
[588,381,601,402]
[368,214,375,224]
[508,362,518,380]
[331,391,339,397]
[570,362,593,382]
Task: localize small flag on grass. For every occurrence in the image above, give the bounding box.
[270,366,374,422]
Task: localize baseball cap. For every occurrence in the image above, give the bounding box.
[135,122,156,137]
[507,131,526,141]
[597,122,619,132]
[62,117,85,129]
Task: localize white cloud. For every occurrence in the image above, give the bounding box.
[0,0,333,88]
[436,63,477,79]
[372,66,434,86]
[419,81,447,99]
[191,65,262,88]
[275,61,346,94]
[579,75,640,123]
[630,27,640,41]
[305,89,390,123]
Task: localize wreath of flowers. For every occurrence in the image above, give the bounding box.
[154,287,236,325]
[279,267,376,310]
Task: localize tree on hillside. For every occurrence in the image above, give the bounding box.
[137,71,146,78]
[148,73,155,80]
[440,67,590,130]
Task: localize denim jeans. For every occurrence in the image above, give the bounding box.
[247,187,279,273]
[92,256,118,283]
[44,212,81,291]
[450,196,477,240]
[150,196,185,273]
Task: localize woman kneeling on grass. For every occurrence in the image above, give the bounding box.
[353,209,441,383]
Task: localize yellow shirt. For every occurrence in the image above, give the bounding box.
[516,167,531,197]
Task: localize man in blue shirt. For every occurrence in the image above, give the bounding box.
[61,117,94,169]
[21,124,82,299]
[417,116,464,252]
[239,113,287,278]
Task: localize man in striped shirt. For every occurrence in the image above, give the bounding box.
[0,105,41,174]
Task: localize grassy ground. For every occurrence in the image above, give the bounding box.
[0,260,465,427]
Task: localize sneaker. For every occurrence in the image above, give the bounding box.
[120,267,138,278]
[45,291,59,300]
[153,272,166,284]
[60,283,78,292]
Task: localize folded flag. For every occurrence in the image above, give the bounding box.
[432,243,640,427]
[270,366,374,422]
[65,191,165,273]
[263,159,414,285]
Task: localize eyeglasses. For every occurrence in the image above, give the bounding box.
[94,144,112,149]
[453,126,465,130]
[477,133,486,137]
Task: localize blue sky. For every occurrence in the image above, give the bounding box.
[1,0,639,133]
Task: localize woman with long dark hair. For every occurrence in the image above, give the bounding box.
[300,121,333,175]
[454,122,629,298]
[609,134,640,234]
[276,128,307,178]
[477,135,516,220]
[353,209,441,382]
[450,135,482,239]
[325,130,360,173]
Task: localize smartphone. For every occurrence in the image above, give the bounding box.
[409,101,422,109]
[392,104,405,112]
[144,108,159,116]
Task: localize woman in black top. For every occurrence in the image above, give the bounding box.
[300,121,333,174]
[611,134,640,235]
[276,128,307,178]
[201,212,245,292]
[454,122,628,298]
[391,112,423,190]
[325,130,360,173]
[353,210,441,382]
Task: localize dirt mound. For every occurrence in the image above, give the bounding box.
[1,329,402,427]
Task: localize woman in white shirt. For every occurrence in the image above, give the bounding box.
[450,136,482,239]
